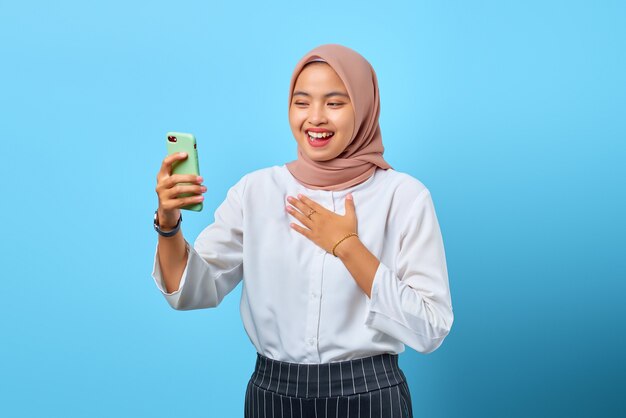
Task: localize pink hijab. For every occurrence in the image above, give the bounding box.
[285,44,392,191]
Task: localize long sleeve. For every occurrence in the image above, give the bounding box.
[364,189,454,353]
[151,175,247,310]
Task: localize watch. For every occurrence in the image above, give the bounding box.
[153,210,182,237]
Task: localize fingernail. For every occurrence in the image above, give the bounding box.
[197,176,203,182]
[179,152,187,157]
[347,193,353,200]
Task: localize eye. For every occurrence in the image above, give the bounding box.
[328,102,345,108]
[293,101,309,107]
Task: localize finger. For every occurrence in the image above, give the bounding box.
[156,175,202,196]
[161,191,205,210]
[289,221,312,239]
[287,198,319,225]
[286,196,309,215]
[296,194,326,212]
[178,194,205,208]
[344,193,356,217]
[286,205,313,228]
[168,173,204,186]
[159,176,203,195]
[159,152,189,178]
[166,183,207,200]
[287,195,319,216]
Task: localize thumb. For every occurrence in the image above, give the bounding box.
[345,193,356,216]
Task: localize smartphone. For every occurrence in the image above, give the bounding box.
[166,132,203,211]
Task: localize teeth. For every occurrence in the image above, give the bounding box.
[307,131,334,139]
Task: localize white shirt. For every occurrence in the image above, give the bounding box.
[151,165,453,364]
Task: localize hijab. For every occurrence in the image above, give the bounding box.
[285,44,392,191]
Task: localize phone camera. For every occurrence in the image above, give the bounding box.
[168,136,177,142]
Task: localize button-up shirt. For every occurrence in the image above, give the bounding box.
[151,165,453,363]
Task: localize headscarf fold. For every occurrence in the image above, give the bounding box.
[285,44,392,191]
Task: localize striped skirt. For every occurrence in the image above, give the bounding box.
[245,352,413,418]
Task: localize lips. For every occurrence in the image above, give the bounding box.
[306,132,332,147]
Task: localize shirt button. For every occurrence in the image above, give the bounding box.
[308,338,316,345]
[311,292,318,299]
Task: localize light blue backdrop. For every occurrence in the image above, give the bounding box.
[1,1,624,417]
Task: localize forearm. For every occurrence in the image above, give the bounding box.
[335,237,379,298]
[156,226,188,294]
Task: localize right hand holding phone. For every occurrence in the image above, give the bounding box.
[155,152,206,228]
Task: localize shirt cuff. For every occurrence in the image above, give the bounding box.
[364,262,448,354]
[364,261,385,322]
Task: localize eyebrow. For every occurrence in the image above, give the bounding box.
[292,91,350,99]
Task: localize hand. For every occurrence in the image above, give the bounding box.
[155,152,206,228]
[286,193,358,254]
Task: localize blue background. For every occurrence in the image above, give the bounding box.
[1,0,625,417]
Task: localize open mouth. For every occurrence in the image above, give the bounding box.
[306,130,334,147]
[306,130,335,140]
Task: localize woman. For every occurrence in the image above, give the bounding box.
[152,44,453,418]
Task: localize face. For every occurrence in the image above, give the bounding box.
[289,62,355,162]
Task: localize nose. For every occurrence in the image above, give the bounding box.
[308,103,327,125]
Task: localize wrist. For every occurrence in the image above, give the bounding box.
[158,221,179,231]
[332,233,360,258]
[157,210,179,230]
[154,210,182,237]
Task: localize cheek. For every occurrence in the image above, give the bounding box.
[336,136,352,152]
[289,109,305,130]
[335,112,355,137]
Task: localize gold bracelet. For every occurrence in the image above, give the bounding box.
[332,232,358,257]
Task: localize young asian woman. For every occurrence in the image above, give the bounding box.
[152,44,453,418]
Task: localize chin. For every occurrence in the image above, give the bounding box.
[306,153,340,162]
[298,140,343,162]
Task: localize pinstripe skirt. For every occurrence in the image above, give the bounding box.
[245,353,413,418]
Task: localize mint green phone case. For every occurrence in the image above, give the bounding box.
[166,132,203,211]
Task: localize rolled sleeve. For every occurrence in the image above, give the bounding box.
[150,175,247,311]
[151,240,191,297]
[365,190,454,353]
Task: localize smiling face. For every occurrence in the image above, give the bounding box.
[289,62,355,162]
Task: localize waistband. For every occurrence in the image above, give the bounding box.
[250,353,405,398]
